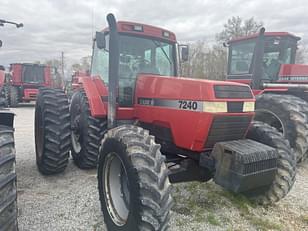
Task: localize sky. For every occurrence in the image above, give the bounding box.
[0,0,307,67]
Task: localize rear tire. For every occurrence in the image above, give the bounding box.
[35,88,71,175]
[1,84,9,107]
[0,125,17,230]
[9,86,19,108]
[70,90,107,169]
[246,121,296,204]
[98,125,173,231]
[255,94,308,162]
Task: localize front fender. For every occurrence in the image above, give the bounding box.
[78,76,107,118]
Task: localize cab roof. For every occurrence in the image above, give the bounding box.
[102,21,177,43]
[228,32,300,43]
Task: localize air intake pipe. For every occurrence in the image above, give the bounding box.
[106,13,119,129]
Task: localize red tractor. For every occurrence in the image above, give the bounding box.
[0,19,22,231]
[35,14,296,230]
[6,63,62,107]
[226,28,308,163]
[63,70,88,99]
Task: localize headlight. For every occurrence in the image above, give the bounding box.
[203,102,227,113]
[243,102,255,112]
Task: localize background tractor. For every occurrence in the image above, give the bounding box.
[64,70,88,98]
[5,63,63,107]
[226,28,308,163]
[0,18,22,231]
[35,14,296,230]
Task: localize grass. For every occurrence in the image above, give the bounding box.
[206,213,221,226]
[218,190,255,214]
[301,215,308,224]
[249,217,282,231]
[172,181,284,230]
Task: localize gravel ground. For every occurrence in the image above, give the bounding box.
[13,106,308,231]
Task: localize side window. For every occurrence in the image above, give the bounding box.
[144,49,151,62]
[91,35,109,84]
[230,41,255,75]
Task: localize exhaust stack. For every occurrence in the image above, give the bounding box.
[251,27,265,90]
[106,13,119,129]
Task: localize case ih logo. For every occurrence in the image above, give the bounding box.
[279,76,308,81]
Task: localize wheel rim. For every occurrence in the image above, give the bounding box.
[255,109,285,135]
[103,152,130,226]
[71,114,82,153]
[35,106,44,159]
[71,130,81,153]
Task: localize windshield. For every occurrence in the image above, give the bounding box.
[91,34,176,106]
[91,34,176,84]
[22,65,45,83]
[228,36,297,80]
[229,41,255,75]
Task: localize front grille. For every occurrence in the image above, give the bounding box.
[214,85,253,99]
[205,116,252,148]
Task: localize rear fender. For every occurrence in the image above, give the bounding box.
[0,111,14,128]
[253,88,289,96]
[78,76,107,118]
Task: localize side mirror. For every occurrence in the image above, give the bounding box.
[179,45,189,62]
[16,23,23,28]
[96,31,106,49]
[0,40,2,48]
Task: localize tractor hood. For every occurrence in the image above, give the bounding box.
[134,74,255,151]
[135,74,255,105]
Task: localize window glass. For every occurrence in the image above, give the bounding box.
[229,41,255,75]
[91,35,109,84]
[91,34,175,106]
[156,44,173,76]
[263,38,294,80]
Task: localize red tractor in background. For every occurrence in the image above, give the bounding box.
[65,70,88,97]
[5,63,63,107]
[0,19,23,231]
[35,14,296,230]
[227,28,308,163]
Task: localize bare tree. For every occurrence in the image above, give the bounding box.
[181,42,227,80]
[296,44,307,64]
[216,16,263,42]
[45,59,61,69]
[71,56,91,72]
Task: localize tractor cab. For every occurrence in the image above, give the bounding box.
[91,21,188,107]
[227,31,300,86]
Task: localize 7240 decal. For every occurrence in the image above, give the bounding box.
[178,100,198,110]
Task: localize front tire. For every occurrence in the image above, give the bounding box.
[0,125,17,230]
[98,125,173,231]
[246,121,296,204]
[35,88,71,175]
[70,90,107,169]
